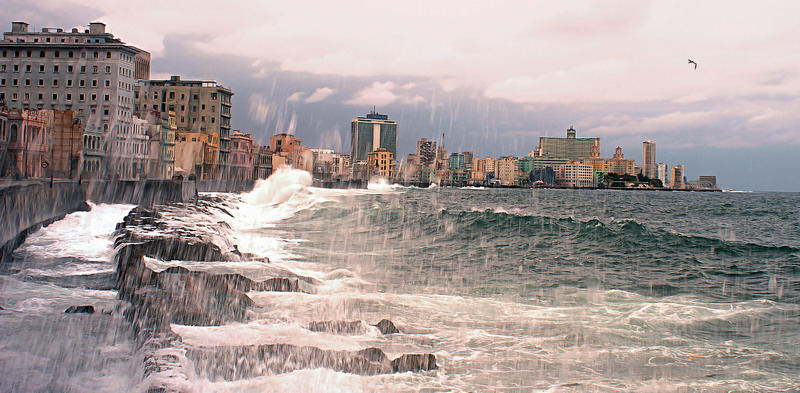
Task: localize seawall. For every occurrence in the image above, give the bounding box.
[0,178,203,264]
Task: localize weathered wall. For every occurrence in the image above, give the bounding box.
[0,178,199,263]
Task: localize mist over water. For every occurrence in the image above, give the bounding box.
[1,173,799,391]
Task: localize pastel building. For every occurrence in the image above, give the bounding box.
[229,130,254,181]
[534,126,599,160]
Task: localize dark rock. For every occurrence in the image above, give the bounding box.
[65,305,95,314]
[307,320,364,334]
[391,354,438,373]
[75,201,92,212]
[186,344,392,379]
[373,319,400,334]
[0,305,4,310]
[356,347,389,363]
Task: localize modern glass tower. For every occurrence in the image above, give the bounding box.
[350,109,397,163]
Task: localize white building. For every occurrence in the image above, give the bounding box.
[555,161,596,188]
[656,163,668,186]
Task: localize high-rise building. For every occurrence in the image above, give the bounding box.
[134,75,232,178]
[642,140,656,179]
[670,164,685,188]
[555,161,596,188]
[656,163,668,186]
[416,138,436,165]
[535,126,599,160]
[350,109,397,163]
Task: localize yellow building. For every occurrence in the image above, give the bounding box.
[174,131,218,179]
[367,148,394,179]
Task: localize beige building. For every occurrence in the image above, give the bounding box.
[174,131,218,179]
[496,156,519,186]
[367,148,394,179]
[579,146,636,176]
[555,161,596,188]
[134,75,232,178]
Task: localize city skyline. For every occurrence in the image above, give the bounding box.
[1,2,799,190]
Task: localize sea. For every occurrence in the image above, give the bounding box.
[1,167,799,392]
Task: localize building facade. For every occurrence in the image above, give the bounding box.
[1,21,149,179]
[229,130,253,181]
[535,126,600,160]
[642,140,656,179]
[134,75,232,178]
[416,137,436,165]
[351,109,397,163]
[670,164,685,189]
[555,161,596,188]
[496,156,519,186]
[367,148,394,179]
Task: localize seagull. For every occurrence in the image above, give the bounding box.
[688,58,697,70]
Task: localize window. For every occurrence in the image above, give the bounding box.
[104,80,110,87]
[38,79,43,86]
[91,94,96,101]
[12,79,18,86]
[66,93,72,101]
[211,93,217,100]
[13,65,19,72]
[104,108,109,115]
[211,117,215,123]
[104,94,109,101]
[201,104,205,110]
[79,94,85,101]
[92,80,97,87]
[39,51,45,57]
[193,94,198,99]
[68,51,74,58]
[52,93,58,100]
[93,51,98,58]
[79,80,85,87]
[67,80,72,87]
[169,92,175,99]
[25,79,30,86]
[0,65,5,72]
[53,65,59,73]
[38,64,44,72]
[80,65,86,73]
[105,65,111,73]
[53,79,58,86]
[11,92,17,100]
[38,93,43,100]
[106,51,111,59]
[0,78,4,86]
[25,64,31,72]
[67,65,73,73]
[55,50,60,58]
[92,65,98,73]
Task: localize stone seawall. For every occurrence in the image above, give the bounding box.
[0,178,200,264]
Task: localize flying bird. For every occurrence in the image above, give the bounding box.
[688,59,697,70]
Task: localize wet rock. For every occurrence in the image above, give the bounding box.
[75,201,92,212]
[0,305,4,310]
[373,319,400,334]
[307,320,364,334]
[356,347,389,363]
[65,305,95,314]
[187,344,392,379]
[391,354,438,373]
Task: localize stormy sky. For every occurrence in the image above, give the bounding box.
[3,0,799,191]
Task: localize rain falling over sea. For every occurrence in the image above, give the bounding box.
[1,169,799,392]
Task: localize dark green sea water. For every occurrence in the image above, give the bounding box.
[2,177,799,392]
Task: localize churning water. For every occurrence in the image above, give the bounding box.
[2,169,799,392]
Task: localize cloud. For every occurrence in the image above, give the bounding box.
[345,81,398,107]
[305,87,335,103]
[287,92,305,102]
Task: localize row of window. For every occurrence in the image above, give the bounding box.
[1,77,113,88]
[1,63,114,74]
[0,49,133,62]
[5,91,114,103]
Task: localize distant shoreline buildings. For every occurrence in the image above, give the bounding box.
[0,20,718,190]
